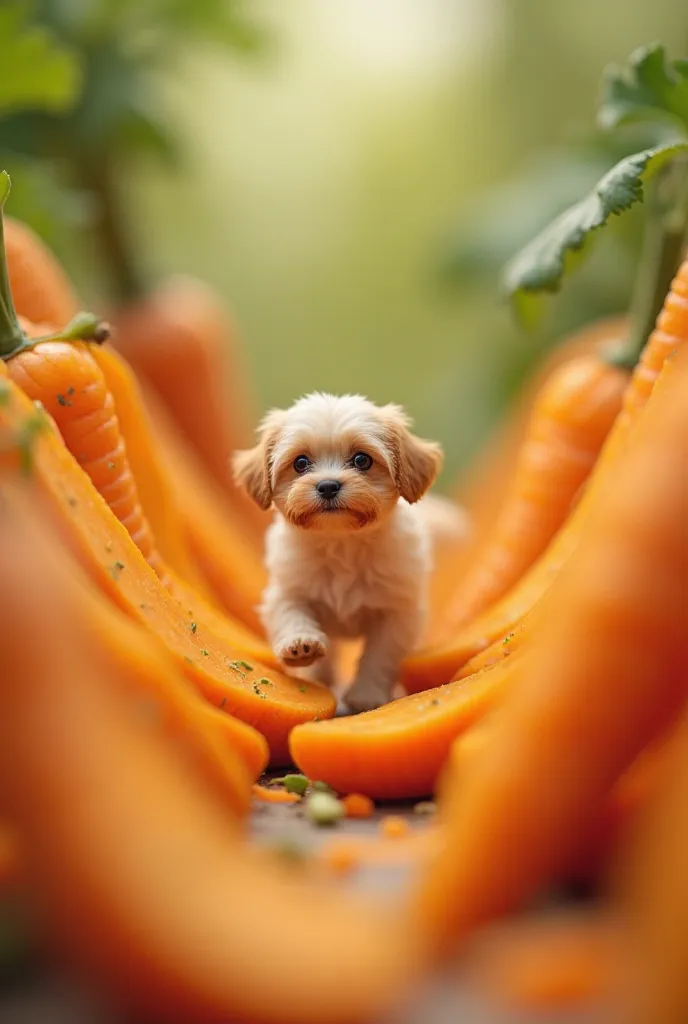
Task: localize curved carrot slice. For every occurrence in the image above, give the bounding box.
[402,261,688,692]
[290,656,519,799]
[0,475,266,811]
[141,384,266,636]
[0,508,417,1024]
[411,342,688,958]
[0,375,335,764]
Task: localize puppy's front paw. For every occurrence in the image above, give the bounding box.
[345,679,389,713]
[275,634,328,668]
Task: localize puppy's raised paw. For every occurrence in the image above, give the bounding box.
[276,634,328,668]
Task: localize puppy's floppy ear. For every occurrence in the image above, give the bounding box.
[380,404,443,504]
[231,409,284,510]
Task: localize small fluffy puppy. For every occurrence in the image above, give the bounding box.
[233,392,464,712]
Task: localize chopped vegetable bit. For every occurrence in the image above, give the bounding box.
[276,773,309,796]
[108,560,125,581]
[342,793,375,819]
[56,393,72,408]
[312,780,335,795]
[66,387,75,396]
[305,792,345,827]
[503,632,515,645]
[257,677,273,686]
[380,816,410,839]
[413,801,437,816]
[200,648,209,657]
[299,685,307,693]
[253,784,301,805]
[107,460,116,470]
[189,621,197,634]
[237,661,253,671]
[270,840,307,864]
[227,661,247,677]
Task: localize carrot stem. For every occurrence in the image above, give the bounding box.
[0,173,110,358]
[0,174,29,359]
[607,163,688,372]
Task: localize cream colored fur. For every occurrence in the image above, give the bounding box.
[233,392,468,711]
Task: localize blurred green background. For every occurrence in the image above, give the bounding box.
[2,0,687,484]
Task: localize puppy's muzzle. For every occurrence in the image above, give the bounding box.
[316,479,342,502]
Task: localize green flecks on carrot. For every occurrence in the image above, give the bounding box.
[56,393,72,408]
[299,686,307,693]
[503,632,515,646]
[189,621,197,634]
[108,560,125,581]
[200,648,209,657]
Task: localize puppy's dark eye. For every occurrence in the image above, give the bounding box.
[293,454,311,474]
[352,452,373,471]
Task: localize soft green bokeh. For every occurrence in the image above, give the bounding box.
[8,0,688,484]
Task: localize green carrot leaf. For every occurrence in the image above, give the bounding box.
[598,44,688,135]
[503,141,688,328]
[0,3,81,117]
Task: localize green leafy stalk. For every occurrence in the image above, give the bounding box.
[503,142,688,328]
[598,43,688,135]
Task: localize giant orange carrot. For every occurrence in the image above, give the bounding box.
[402,258,688,692]
[620,710,688,1024]
[113,276,270,545]
[0,176,169,586]
[411,342,688,958]
[442,353,627,630]
[0,371,334,763]
[0,504,416,1024]
[429,316,626,627]
[5,215,80,326]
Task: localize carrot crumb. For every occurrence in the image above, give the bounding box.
[342,793,375,819]
[380,815,409,839]
[321,844,359,876]
[252,784,301,805]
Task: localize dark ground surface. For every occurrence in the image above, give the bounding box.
[0,791,599,1024]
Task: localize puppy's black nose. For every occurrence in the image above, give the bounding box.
[316,479,341,500]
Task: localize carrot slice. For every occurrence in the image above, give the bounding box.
[252,784,301,805]
[290,656,519,799]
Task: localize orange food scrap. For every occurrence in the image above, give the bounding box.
[342,793,375,819]
[252,784,301,805]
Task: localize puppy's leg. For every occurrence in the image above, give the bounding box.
[261,589,328,669]
[299,644,336,687]
[346,606,419,713]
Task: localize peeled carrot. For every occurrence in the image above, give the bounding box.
[5,215,80,326]
[442,353,627,631]
[402,260,688,692]
[411,341,688,958]
[0,509,417,1024]
[113,276,269,545]
[290,655,519,799]
[0,373,336,763]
